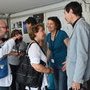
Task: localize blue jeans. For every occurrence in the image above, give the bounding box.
[0,87,9,90]
[47,61,55,90]
[47,73,55,90]
[54,69,67,90]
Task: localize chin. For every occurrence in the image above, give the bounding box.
[41,38,44,41]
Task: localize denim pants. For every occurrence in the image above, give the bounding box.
[47,61,55,90]
[54,69,67,90]
[0,87,9,90]
[47,73,55,90]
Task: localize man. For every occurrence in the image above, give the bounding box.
[0,19,21,90]
[25,17,37,33]
[64,2,90,90]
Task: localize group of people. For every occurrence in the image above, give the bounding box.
[0,1,90,90]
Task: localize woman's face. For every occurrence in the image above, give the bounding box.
[35,26,45,41]
[46,20,56,33]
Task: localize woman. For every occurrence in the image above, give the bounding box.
[46,16,69,90]
[28,24,53,90]
[8,30,27,90]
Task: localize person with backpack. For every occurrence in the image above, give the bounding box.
[0,19,22,90]
[27,24,53,90]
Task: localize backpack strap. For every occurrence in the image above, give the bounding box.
[26,41,35,54]
[34,39,46,56]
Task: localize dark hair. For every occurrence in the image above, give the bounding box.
[25,17,37,26]
[29,23,44,40]
[11,29,22,37]
[11,29,22,44]
[65,1,82,17]
[48,16,61,30]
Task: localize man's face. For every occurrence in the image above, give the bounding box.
[0,20,7,38]
[64,10,72,24]
[26,23,32,33]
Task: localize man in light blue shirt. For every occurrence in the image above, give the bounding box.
[64,2,90,90]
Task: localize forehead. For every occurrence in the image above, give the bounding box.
[37,26,44,31]
[0,20,6,26]
[47,20,55,24]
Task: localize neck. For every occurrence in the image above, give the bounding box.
[71,16,80,25]
[34,38,43,46]
[51,30,57,37]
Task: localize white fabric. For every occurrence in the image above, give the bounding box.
[0,39,15,58]
[0,38,15,86]
[28,43,48,90]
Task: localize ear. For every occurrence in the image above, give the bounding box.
[69,9,73,14]
[34,32,37,36]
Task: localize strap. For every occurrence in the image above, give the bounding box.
[27,40,46,56]
[26,41,35,54]
[27,40,46,66]
[34,40,46,56]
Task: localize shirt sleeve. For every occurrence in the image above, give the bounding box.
[73,25,89,83]
[62,31,69,40]
[28,43,41,64]
[0,38,15,58]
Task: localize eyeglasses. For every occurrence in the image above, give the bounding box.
[0,26,8,29]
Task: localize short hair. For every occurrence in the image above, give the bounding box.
[11,29,22,37]
[25,17,37,25]
[29,24,44,40]
[65,1,82,17]
[48,16,61,30]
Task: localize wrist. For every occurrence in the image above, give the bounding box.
[47,67,52,73]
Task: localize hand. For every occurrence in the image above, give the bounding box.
[61,61,66,72]
[50,68,54,73]
[9,51,19,56]
[72,82,80,90]
[12,34,22,40]
[19,52,25,56]
[48,67,53,73]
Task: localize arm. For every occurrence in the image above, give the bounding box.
[62,34,69,71]
[47,48,51,61]
[0,34,22,58]
[0,38,15,58]
[31,63,53,74]
[64,38,70,47]
[73,26,89,83]
[28,43,53,74]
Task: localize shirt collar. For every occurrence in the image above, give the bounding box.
[72,18,80,27]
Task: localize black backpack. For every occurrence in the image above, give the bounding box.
[16,42,46,88]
